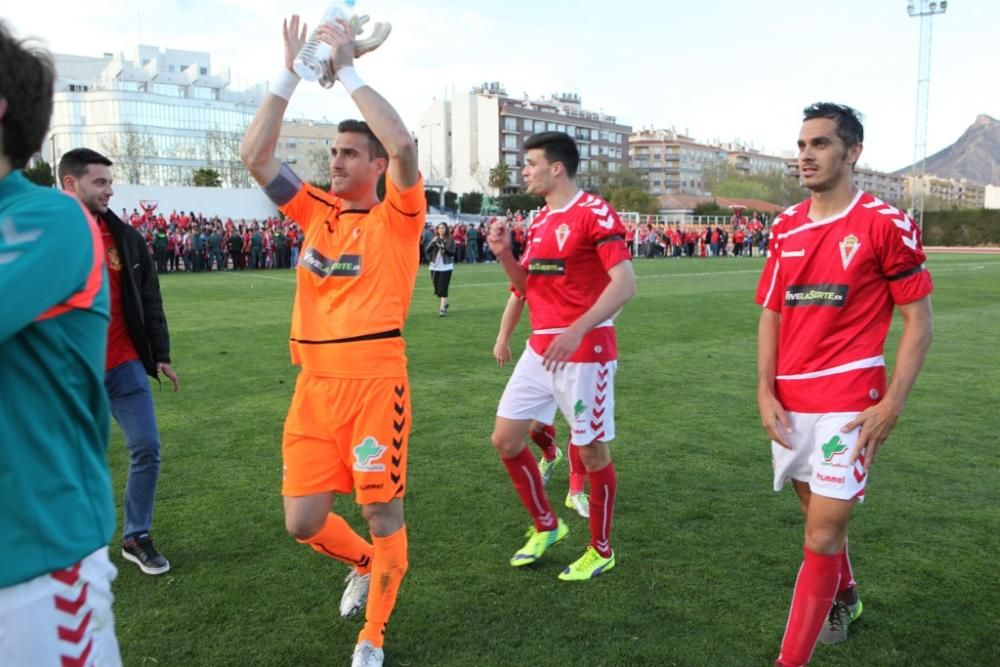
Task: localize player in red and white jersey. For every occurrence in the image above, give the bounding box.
[487,131,636,581]
[756,103,933,666]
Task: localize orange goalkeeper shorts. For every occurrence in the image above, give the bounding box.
[281,371,410,504]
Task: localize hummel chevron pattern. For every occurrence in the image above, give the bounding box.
[391,384,406,495]
[864,197,920,249]
[0,217,43,265]
[51,562,94,667]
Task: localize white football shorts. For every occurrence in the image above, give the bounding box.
[772,411,868,502]
[0,546,122,666]
[497,342,616,446]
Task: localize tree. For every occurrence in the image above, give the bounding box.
[205,125,252,188]
[459,191,483,214]
[703,164,807,207]
[309,146,331,183]
[444,191,458,210]
[579,166,645,200]
[609,187,660,215]
[192,168,223,187]
[101,124,153,184]
[497,193,544,213]
[488,162,512,193]
[23,160,55,187]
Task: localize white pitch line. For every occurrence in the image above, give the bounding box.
[205,259,1000,290]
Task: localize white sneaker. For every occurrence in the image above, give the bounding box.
[339,569,370,618]
[565,491,590,518]
[351,640,384,667]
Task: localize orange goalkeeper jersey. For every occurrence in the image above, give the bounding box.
[279,175,425,377]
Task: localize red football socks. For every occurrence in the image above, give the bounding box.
[502,447,557,531]
[587,462,617,558]
[529,423,558,461]
[776,546,842,667]
[568,443,586,494]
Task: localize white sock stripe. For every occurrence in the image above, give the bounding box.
[602,483,611,543]
[520,464,549,520]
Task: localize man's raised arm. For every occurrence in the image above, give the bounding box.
[324,20,418,190]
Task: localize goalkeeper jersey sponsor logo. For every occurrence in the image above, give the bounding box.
[784,283,848,307]
[301,247,362,278]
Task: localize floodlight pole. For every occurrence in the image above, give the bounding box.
[907,0,948,230]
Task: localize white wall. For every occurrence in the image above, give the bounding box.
[109,184,277,220]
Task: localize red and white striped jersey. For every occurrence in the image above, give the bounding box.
[518,191,631,362]
[755,190,933,412]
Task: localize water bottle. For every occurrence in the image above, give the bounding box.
[292,0,357,81]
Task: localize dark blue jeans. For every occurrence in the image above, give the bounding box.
[105,360,161,539]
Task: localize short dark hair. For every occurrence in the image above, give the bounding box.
[802,102,864,148]
[337,119,388,161]
[524,131,580,178]
[0,22,56,169]
[57,148,113,184]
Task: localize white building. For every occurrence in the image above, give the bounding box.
[985,185,1000,210]
[418,83,631,197]
[46,46,266,187]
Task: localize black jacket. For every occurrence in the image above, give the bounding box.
[99,209,171,378]
[424,236,456,266]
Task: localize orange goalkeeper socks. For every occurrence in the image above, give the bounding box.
[358,525,409,649]
[298,512,372,574]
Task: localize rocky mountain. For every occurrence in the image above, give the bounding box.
[895,114,1000,185]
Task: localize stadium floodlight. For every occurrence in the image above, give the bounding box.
[907,0,948,230]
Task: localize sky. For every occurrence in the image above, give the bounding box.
[7,0,998,173]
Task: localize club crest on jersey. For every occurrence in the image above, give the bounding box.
[106,246,122,272]
[555,223,571,251]
[839,234,861,270]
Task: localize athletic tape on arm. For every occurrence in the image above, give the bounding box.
[263,163,304,206]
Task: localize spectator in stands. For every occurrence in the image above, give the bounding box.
[228,228,244,270]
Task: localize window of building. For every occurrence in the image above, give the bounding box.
[534,120,545,133]
[504,116,517,131]
[503,134,517,149]
[504,153,518,167]
[524,118,533,131]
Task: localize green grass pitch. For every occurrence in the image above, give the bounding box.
[107,253,999,666]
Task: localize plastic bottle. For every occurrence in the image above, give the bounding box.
[292,0,357,81]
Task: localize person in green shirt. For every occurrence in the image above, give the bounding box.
[0,23,121,664]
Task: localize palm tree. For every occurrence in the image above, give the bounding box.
[489,161,511,193]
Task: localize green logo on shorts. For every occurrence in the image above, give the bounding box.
[821,435,848,461]
[353,436,387,472]
[574,399,587,419]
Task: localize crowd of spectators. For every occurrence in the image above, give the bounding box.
[119,207,303,273]
[126,206,772,274]
[625,214,771,259]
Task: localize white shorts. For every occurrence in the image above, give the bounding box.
[0,547,121,667]
[772,411,868,502]
[497,343,616,446]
